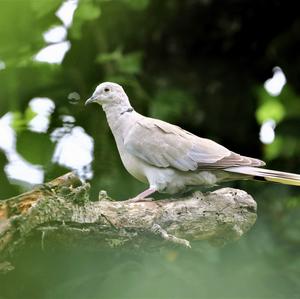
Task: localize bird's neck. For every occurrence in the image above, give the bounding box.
[102,103,135,136]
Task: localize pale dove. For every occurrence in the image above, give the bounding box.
[86,82,300,201]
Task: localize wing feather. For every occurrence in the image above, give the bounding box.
[124,117,265,171]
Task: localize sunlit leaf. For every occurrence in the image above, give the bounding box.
[11,108,37,132]
[11,111,25,131]
[25,107,37,123]
[256,100,286,124]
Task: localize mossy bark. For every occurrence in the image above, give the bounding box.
[0,172,257,272]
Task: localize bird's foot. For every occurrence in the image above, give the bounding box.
[125,197,154,203]
[125,187,157,203]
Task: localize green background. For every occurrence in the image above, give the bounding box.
[0,0,300,298]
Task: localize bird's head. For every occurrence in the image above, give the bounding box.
[85,82,128,106]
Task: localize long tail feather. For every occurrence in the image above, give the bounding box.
[225,166,300,186]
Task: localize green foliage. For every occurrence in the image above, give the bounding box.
[0,0,300,297]
[118,52,143,74]
[96,50,143,75]
[70,0,101,39]
[11,108,37,131]
[256,84,300,125]
[256,99,286,124]
[264,135,300,161]
[150,88,196,123]
[30,0,62,18]
[256,84,300,161]
[0,0,60,65]
[0,152,18,198]
[280,85,300,118]
[123,0,149,10]
[263,136,283,161]
[255,87,286,124]
[16,131,55,166]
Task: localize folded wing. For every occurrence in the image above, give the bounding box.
[124,117,265,172]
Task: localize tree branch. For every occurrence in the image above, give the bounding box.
[0,172,257,271]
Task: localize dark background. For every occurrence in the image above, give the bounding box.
[0,1,300,298]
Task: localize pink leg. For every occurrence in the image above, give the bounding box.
[126,187,157,202]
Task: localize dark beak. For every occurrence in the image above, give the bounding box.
[85,95,96,106]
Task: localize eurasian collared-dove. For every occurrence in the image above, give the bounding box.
[86,82,300,201]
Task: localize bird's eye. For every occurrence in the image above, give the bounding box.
[104,88,110,92]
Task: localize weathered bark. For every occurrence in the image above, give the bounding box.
[0,172,257,272]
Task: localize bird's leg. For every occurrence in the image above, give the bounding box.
[126,187,157,202]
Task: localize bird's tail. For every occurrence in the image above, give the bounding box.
[225,166,300,186]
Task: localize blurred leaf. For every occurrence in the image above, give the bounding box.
[44,163,70,182]
[150,89,196,123]
[264,136,283,161]
[256,100,286,124]
[280,85,300,118]
[276,118,300,138]
[118,52,143,74]
[76,1,101,21]
[30,0,62,18]
[264,135,300,161]
[123,0,149,10]
[70,0,101,39]
[256,87,286,123]
[96,50,143,75]
[96,49,122,63]
[11,111,25,131]
[0,0,58,65]
[285,196,300,209]
[16,131,55,165]
[0,152,19,199]
[25,107,37,123]
[11,108,37,132]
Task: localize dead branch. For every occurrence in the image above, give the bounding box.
[0,172,257,271]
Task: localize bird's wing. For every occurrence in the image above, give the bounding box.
[124,117,264,172]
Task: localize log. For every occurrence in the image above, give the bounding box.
[0,172,257,272]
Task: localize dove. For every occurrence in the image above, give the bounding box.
[86,82,300,202]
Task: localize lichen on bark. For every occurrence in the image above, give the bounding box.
[0,172,257,272]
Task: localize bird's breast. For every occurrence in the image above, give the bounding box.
[107,114,148,183]
[119,151,148,183]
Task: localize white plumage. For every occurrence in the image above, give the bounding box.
[86,82,300,201]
